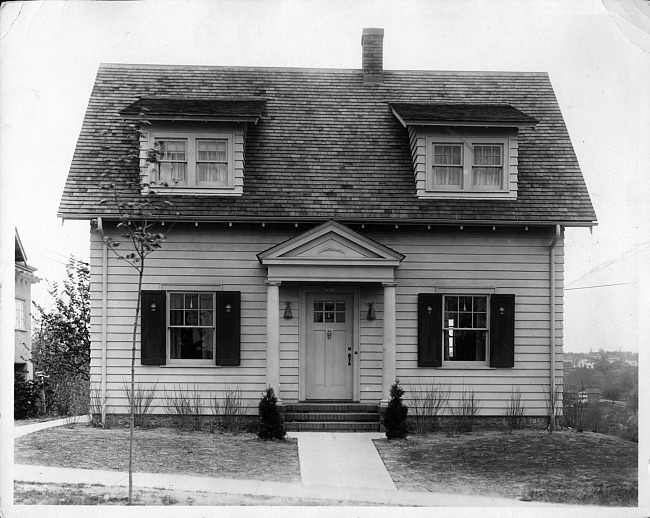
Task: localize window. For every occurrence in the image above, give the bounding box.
[15,299,26,330]
[149,131,234,189]
[169,292,215,360]
[313,300,346,323]
[141,290,240,366]
[418,293,515,368]
[443,296,487,362]
[428,138,507,192]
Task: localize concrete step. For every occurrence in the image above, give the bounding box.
[285,421,381,432]
[284,403,377,413]
[284,411,379,422]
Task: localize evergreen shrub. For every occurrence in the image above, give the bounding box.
[384,379,408,439]
[14,372,40,420]
[257,387,286,440]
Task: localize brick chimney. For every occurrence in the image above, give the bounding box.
[361,28,384,83]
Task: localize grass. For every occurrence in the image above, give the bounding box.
[374,429,637,506]
[15,426,300,482]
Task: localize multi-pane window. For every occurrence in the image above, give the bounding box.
[428,139,506,192]
[473,145,503,188]
[15,299,26,330]
[197,139,228,185]
[149,131,233,189]
[433,145,463,187]
[313,300,346,323]
[443,295,488,362]
[154,139,187,185]
[169,292,215,360]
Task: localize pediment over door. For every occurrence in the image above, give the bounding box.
[257,220,405,283]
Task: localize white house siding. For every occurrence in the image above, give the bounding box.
[363,225,563,416]
[90,223,562,417]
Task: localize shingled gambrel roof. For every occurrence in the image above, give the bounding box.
[120,97,267,121]
[58,64,597,226]
[389,103,538,127]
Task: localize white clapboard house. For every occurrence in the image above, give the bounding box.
[59,29,596,430]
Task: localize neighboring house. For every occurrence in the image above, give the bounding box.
[578,359,595,369]
[578,389,600,404]
[14,229,38,379]
[58,29,596,427]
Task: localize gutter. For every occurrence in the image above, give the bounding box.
[96,217,108,425]
[549,224,561,421]
[59,213,598,229]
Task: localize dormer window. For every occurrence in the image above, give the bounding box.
[429,138,507,192]
[389,102,537,200]
[120,97,266,197]
[152,134,233,188]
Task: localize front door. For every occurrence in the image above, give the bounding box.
[305,292,354,400]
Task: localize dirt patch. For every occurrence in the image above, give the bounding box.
[374,429,637,506]
[14,481,364,506]
[13,481,362,506]
[15,426,300,482]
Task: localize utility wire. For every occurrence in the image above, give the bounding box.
[565,281,637,291]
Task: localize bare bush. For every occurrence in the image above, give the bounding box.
[503,386,526,434]
[164,383,194,429]
[562,385,587,432]
[123,379,158,427]
[407,379,450,434]
[210,386,248,432]
[545,382,563,433]
[89,380,105,427]
[447,386,481,436]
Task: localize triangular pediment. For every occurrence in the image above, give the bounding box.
[258,221,404,265]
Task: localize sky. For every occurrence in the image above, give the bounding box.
[1,0,648,354]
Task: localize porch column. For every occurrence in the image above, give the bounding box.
[380,282,398,406]
[265,280,282,403]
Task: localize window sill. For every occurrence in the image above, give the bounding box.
[417,190,515,200]
[437,364,496,370]
[147,185,242,197]
[160,363,223,368]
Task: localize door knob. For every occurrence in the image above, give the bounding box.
[348,353,351,366]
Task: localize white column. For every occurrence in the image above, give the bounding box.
[381,282,398,406]
[265,281,282,403]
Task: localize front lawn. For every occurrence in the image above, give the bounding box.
[374,429,637,506]
[15,426,300,482]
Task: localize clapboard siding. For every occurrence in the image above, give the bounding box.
[90,223,563,416]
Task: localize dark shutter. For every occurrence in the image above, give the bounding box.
[490,294,516,368]
[418,293,442,367]
[141,290,166,365]
[216,291,241,366]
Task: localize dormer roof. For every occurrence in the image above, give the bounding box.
[120,97,266,123]
[389,103,538,128]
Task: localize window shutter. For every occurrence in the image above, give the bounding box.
[490,294,515,368]
[141,290,166,365]
[418,293,442,367]
[216,291,241,366]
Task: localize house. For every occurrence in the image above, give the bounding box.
[58,29,596,428]
[14,229,38,379]
[578,389,600,404]
[578,359,595,369]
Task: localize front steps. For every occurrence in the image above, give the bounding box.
[283,403,380,432]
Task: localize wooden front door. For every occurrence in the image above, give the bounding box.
[305,292,354,400]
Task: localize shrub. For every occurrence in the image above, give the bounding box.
[164,383,201,430]
[384,380,408,439]
[123,379,158,428]
[14,372,40,419]
[447,386,481,435]
[211,386,248,432]
[503,386,526,434]
[407,378,449,434]
[257,387,286,440]
[562,386,587,431]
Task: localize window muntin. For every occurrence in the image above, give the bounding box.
[15,299,26,330]
[197,139,228,186]
[154,139,187,185]
[169,292,215,360]
[443,295,488,362]
[427,138,507,192]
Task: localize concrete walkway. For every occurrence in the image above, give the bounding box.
[291,432,396,490]
[14,419,573,507]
